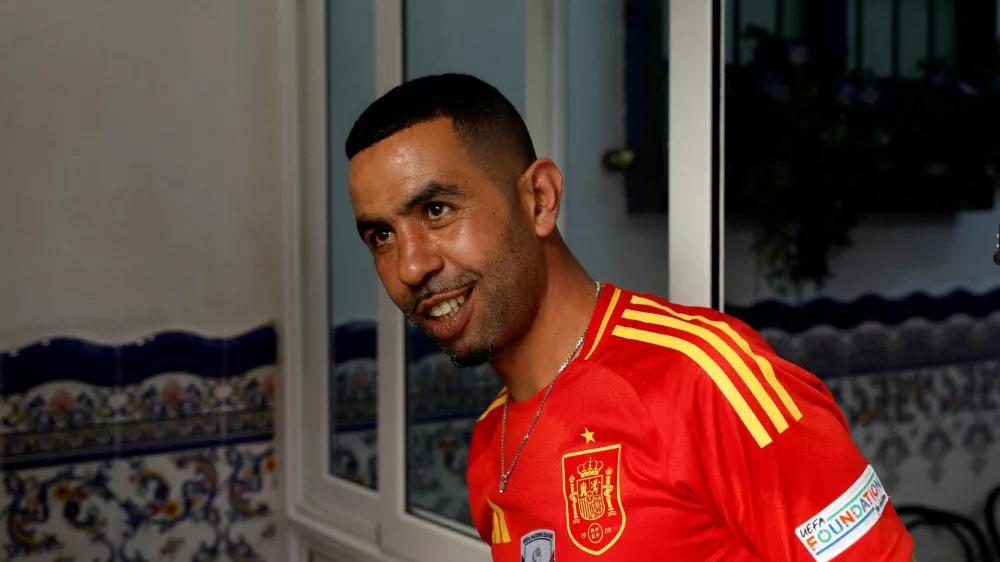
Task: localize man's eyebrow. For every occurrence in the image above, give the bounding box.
[354,182,465,240]
[395,181,465,216]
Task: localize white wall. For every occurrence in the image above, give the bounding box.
[725,211,1000,307]
[0,0,282,349]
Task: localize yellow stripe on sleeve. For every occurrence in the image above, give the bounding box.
[621,308,790,434]
[477,390,508,422]
[631,296,802,421]
[584,287,621,360]
[611,325,773,448]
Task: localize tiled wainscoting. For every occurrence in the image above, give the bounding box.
[331,290,1000,551]
[0,327,280,561]
[331,322,498,524]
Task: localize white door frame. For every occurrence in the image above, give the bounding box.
[668,0,724,309]
[279,1,386,561]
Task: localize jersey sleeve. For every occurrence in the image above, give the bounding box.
[681,336,914,561]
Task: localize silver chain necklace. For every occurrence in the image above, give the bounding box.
[498,281,602,494]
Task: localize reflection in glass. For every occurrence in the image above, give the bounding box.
[721,1,1000,558]
[401,0,523,528]
[406,327,501,527]
[327,0,379,489]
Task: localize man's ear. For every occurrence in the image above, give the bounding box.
[519,158,563,238]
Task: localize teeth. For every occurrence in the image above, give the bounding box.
[429,294,467,319]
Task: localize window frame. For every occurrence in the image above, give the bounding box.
[668,0,723,308]
[280,0,383,558]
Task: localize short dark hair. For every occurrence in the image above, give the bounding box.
[345,73,537,174]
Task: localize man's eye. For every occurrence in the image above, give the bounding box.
[427,202,449,219]
[370,229,391,246]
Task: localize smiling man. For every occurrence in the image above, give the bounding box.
[345,73,915,561]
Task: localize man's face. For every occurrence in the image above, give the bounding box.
[347,118,543,366]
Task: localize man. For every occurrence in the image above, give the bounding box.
[345,73,915,561]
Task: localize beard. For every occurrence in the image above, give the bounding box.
[409,213,543,369]
[447,343,497,368]
[405,308,498,367]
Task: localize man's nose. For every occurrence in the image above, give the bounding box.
[396,230,444,288]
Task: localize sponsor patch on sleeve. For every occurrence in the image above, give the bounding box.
[795,465,890,562]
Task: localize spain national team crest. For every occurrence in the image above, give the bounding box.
[561,444,626,555]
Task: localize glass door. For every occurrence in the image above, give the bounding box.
[376,1,556,561]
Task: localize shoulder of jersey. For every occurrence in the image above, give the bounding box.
[473,288,773,426]
[584,287,808,449]
[474,388,508,429]
[581,286,766,387]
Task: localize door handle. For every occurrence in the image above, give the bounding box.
[994,223,1000,265]
[602,148,636,172]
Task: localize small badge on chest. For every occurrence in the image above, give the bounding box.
[520,529,555,562]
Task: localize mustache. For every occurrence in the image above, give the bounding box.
[407,275,477,315]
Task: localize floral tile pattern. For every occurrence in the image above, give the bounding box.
[0,325,279,561]
[1,380,119,469]
[2,443,278,562]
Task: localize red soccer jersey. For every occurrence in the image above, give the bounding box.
[467,284,914,561]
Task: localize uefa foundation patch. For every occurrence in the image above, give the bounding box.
[795,465,890,561]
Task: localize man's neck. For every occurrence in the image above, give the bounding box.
[490,244,598,403]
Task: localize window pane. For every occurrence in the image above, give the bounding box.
[566,0,671,295]
[401,0,521,528]
[722,1,999,559]
[328,0,378,489]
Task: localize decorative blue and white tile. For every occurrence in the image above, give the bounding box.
[407,354,499,424]
[406,419,476,526]
[962,420,995,476]
[0,325,280,560]
[330,429,377,489]
[798,326,850,378]
[332,358,378,433]
[1,379,119,470]
[0,443,278,561]
[229,366,277,416]
[225,409,274,453]
[113,372,227,460]
[0,336,122,468]
[114,372,230,424]
[222,443,279,540]
[1,457,125,561]
[817,361,999,525]
[893,318,936,368]
[1,380,118,435]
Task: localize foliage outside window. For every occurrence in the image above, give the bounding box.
[727,26,1000,295]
